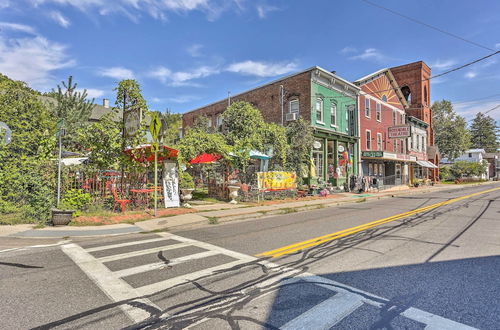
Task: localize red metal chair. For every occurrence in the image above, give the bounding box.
[111,187,131,213]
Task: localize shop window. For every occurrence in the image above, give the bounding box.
[313,141,324,178]
[316,98,324,123]
[376,103,381,121]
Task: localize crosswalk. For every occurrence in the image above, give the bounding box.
[61,233,478,329]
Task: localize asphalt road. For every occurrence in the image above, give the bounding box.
[1,183,499,329]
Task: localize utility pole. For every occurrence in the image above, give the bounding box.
[56,119,64,207]
[120,92,126,197]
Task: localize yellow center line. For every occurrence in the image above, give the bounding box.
[256,187,500,258]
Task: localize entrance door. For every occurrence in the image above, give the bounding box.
[395,163,402,185]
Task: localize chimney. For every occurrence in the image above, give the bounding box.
[103,98,109,108]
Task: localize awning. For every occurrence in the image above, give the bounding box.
[249,150,271,160]
[190,153,222,164]
[416,160,438,169]
[60,157,89,166]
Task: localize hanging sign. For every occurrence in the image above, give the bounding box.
[388,125,411,138]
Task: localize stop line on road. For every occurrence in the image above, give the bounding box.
[61,233,478,329]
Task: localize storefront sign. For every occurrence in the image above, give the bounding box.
[338,145,345,152]
[362,151,383,158]
[388,125,411,138]
[257,171,297,191]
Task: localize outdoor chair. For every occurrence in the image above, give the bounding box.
[111,187,131,213]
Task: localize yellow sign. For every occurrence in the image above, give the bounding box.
[151,143,159,152]
[149,112,161,141]
[257,171,297,191]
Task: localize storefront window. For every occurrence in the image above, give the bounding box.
[337,142,348,178]
[327,140,335,181]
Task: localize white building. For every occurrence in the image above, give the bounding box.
[441,149,489,179]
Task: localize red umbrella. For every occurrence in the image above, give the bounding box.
[189,153,222,164]
[124,144,178,163]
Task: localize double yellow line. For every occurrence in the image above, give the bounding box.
[256,187,500,258]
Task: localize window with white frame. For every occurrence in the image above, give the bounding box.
[376,103,381,121]
[393,139,398,152]
[330,103,337,126]
[289,99,299,113]
[366,130,372,150]
[365,98,370,117]
[216,114,223,128]
[377,133,382,151]
[400,113,404,124]
[316,98,324,123]
[392,110,397,125]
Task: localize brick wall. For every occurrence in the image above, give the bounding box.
[182,71,312,129]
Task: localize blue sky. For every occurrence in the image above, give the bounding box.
[1,0,499,122]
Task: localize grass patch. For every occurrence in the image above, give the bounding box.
[280,207,298,214]
[258,210,268,215]
[356,198,367,203]
[0,212,34,225]
[207,216,219,225]
[33,223,46,229]
[192,190,220,203]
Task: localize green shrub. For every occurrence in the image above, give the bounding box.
[179,171,195,189]
[60,189,92,217]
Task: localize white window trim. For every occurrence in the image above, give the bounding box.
[316,98,324,124]
[366,129,372,150]
[330,103,337,127]
[365,98,371,118]
[376,102,381,122]
[289,99,299,113]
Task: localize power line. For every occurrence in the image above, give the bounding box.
[362,50,500,96]
[360,0,494,51]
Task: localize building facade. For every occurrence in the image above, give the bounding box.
[182,66,360,188]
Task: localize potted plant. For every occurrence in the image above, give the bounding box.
[51,189,92,226]
[51,201,75,226]
[179,171,195,207]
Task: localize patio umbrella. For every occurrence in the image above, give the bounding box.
[189,153,222,164]
[124,144,178,163]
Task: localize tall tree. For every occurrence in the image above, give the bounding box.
[431,100,471,160]
[469,112,499,152]
[48,76,95,151]
[159,110,182,147]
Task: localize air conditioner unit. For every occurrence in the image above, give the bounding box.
[285,112,299,121]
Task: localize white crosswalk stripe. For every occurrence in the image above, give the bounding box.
[62,233,479,329]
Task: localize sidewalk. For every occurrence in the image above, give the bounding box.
[2,181,496,238]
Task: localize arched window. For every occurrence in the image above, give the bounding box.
[315,98,324,123]
[381,95,387,102]
[424,86,428,105]
[330,102,337,126]
[401,86,411,103]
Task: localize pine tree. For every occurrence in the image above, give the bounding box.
[470,112,499,152]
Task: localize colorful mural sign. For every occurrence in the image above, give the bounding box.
[388,125,411,138]
[257,171,297,191]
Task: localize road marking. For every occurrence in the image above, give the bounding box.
[136,259,248,296]
[98,242,190,263]
[61,243,160,323]
[257,187,500,258]
[280,292,363,329]
[114,250,220,278]
[86,236,173,252]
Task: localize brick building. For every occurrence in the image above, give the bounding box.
[182,66,361,188]
[390,61,439,181]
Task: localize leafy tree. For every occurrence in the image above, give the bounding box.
[191,115,213,133]
[470,112,499,152]
[449,160,487,178]
[177,129,231,165]
[432,100,470,160]
[0,75,57,222]
[285,118,314,182]
[223,101,265,151]
[159,110,182,146]
[262,122,288,170]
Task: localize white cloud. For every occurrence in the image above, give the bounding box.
[226,60,297,77]
[454,100,500,122]
[0,22,37,35]
[348,48,388,63]
[0,35,74,88]
[256,4,279,18]
[430,59,458,70]
[339,46,357,55]
[464,71,477,79]
[27,0,237,22]
[49,11,71,28]
[495,43,500,49]
[186,43,203,57]
[99,66,135,80]
[149,65,219,86]
[166,95,199,103]
[76,88,105,99]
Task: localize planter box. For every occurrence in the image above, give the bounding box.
[51,209,74,226]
